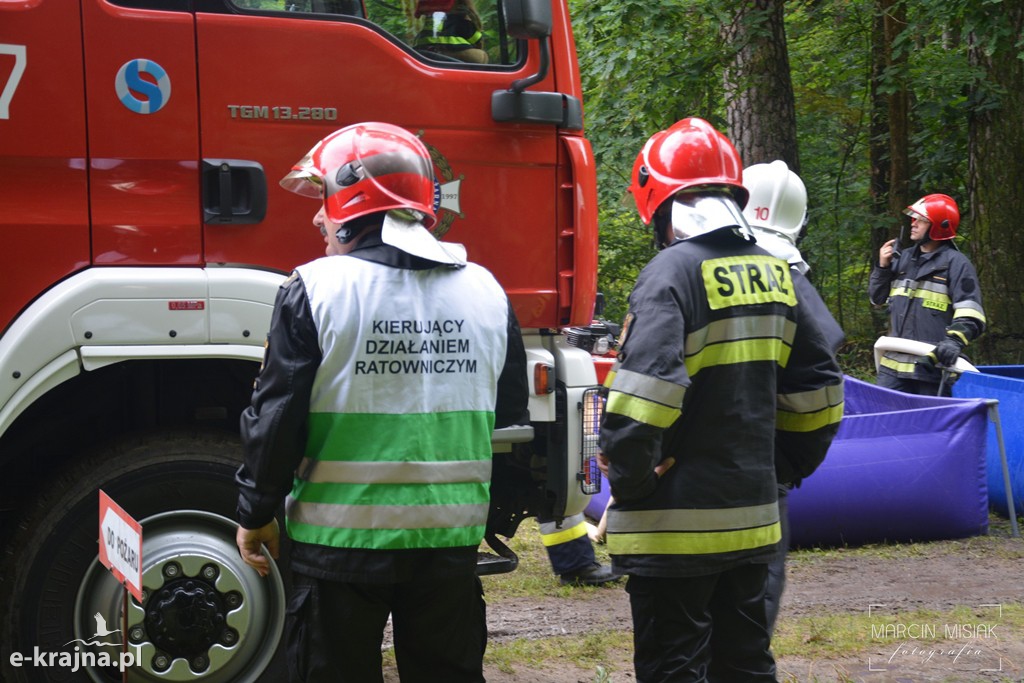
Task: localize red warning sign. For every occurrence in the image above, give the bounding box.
[98,490,143,602]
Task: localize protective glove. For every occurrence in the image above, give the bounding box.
[925,337,965,368]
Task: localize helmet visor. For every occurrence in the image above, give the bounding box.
[903,207,928,222]
[670,191,752,241]
[280,141,327,198]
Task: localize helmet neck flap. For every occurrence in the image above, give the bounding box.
[655,191,753,248]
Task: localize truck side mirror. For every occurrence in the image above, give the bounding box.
[493,0,582,128]
[502,0,552,40]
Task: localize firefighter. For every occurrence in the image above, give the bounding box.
[234,122,528,682]
[742,160,846,635]
[414,0,488,64]
[869,194,986,396]
[599,118,844,682]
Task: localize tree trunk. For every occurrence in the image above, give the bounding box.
[868,1,892,257]
[883,1,911,234]
[721,0,800,171]
[867,0,911,336]
[967,2,1024,363]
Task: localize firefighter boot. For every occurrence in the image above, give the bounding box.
[559,562,620,587]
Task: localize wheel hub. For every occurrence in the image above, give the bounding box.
[145,576,226,660]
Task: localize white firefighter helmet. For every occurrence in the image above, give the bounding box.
[742,160,807,246]
[742,160,809,273]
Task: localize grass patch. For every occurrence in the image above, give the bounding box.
[786,513,1024,567]
[774,604,1024,660]
[483,630,632,674]
[481,519,618,601]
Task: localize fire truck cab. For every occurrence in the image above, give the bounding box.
[0,0,600,680]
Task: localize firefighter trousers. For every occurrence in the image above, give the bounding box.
[877,370,950,397]
[286,571,487,682]
[626,564,777,683]
[538,512,597,574]
[765,483,791,635]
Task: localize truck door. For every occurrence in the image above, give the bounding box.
[0,2,90,332]
[194,0,569,328]
[80,1,202,266]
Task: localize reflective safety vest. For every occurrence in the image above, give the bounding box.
[415,10,483,51]
[286,256,509,551]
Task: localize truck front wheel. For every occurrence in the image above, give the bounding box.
[0,432,286,683]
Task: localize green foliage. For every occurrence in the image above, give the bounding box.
[594,210,654,321]
[571,0,738,322]
[570,0,1019,370]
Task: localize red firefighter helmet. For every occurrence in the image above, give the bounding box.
[628,117,748,225]
[903,193,959,241]
[280,122,437,229]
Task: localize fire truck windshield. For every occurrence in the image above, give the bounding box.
[230,0,522,67]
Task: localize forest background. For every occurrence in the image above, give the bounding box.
[568,0,1023,376]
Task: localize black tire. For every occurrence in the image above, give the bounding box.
[0,432,287,683]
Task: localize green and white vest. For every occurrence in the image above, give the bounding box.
[287,256,509,551]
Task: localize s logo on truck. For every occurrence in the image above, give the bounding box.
[115,59,171,114]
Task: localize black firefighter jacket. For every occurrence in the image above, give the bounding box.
[599,229,845,577]
[868,242,986,382]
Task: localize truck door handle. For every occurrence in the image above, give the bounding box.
[202,159,267,225]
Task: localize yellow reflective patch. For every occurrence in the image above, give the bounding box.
[892,286,951,307]
[685,338,791,376]
[608,523,781,555]
[540,520,589,546]
[606,391,680,428]
[702,256,797,310]
[776,402,845,432]
[880,356,917,373]
[954,308,986,323]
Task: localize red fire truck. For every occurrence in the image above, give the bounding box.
[0,0,601,680]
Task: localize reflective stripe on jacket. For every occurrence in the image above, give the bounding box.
[287,255,509,551]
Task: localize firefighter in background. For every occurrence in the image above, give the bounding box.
[235,122,528,682]
[599,118,844,681]
[869,194,986,396]
[742,160,846,635]
[414,0,488,64]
